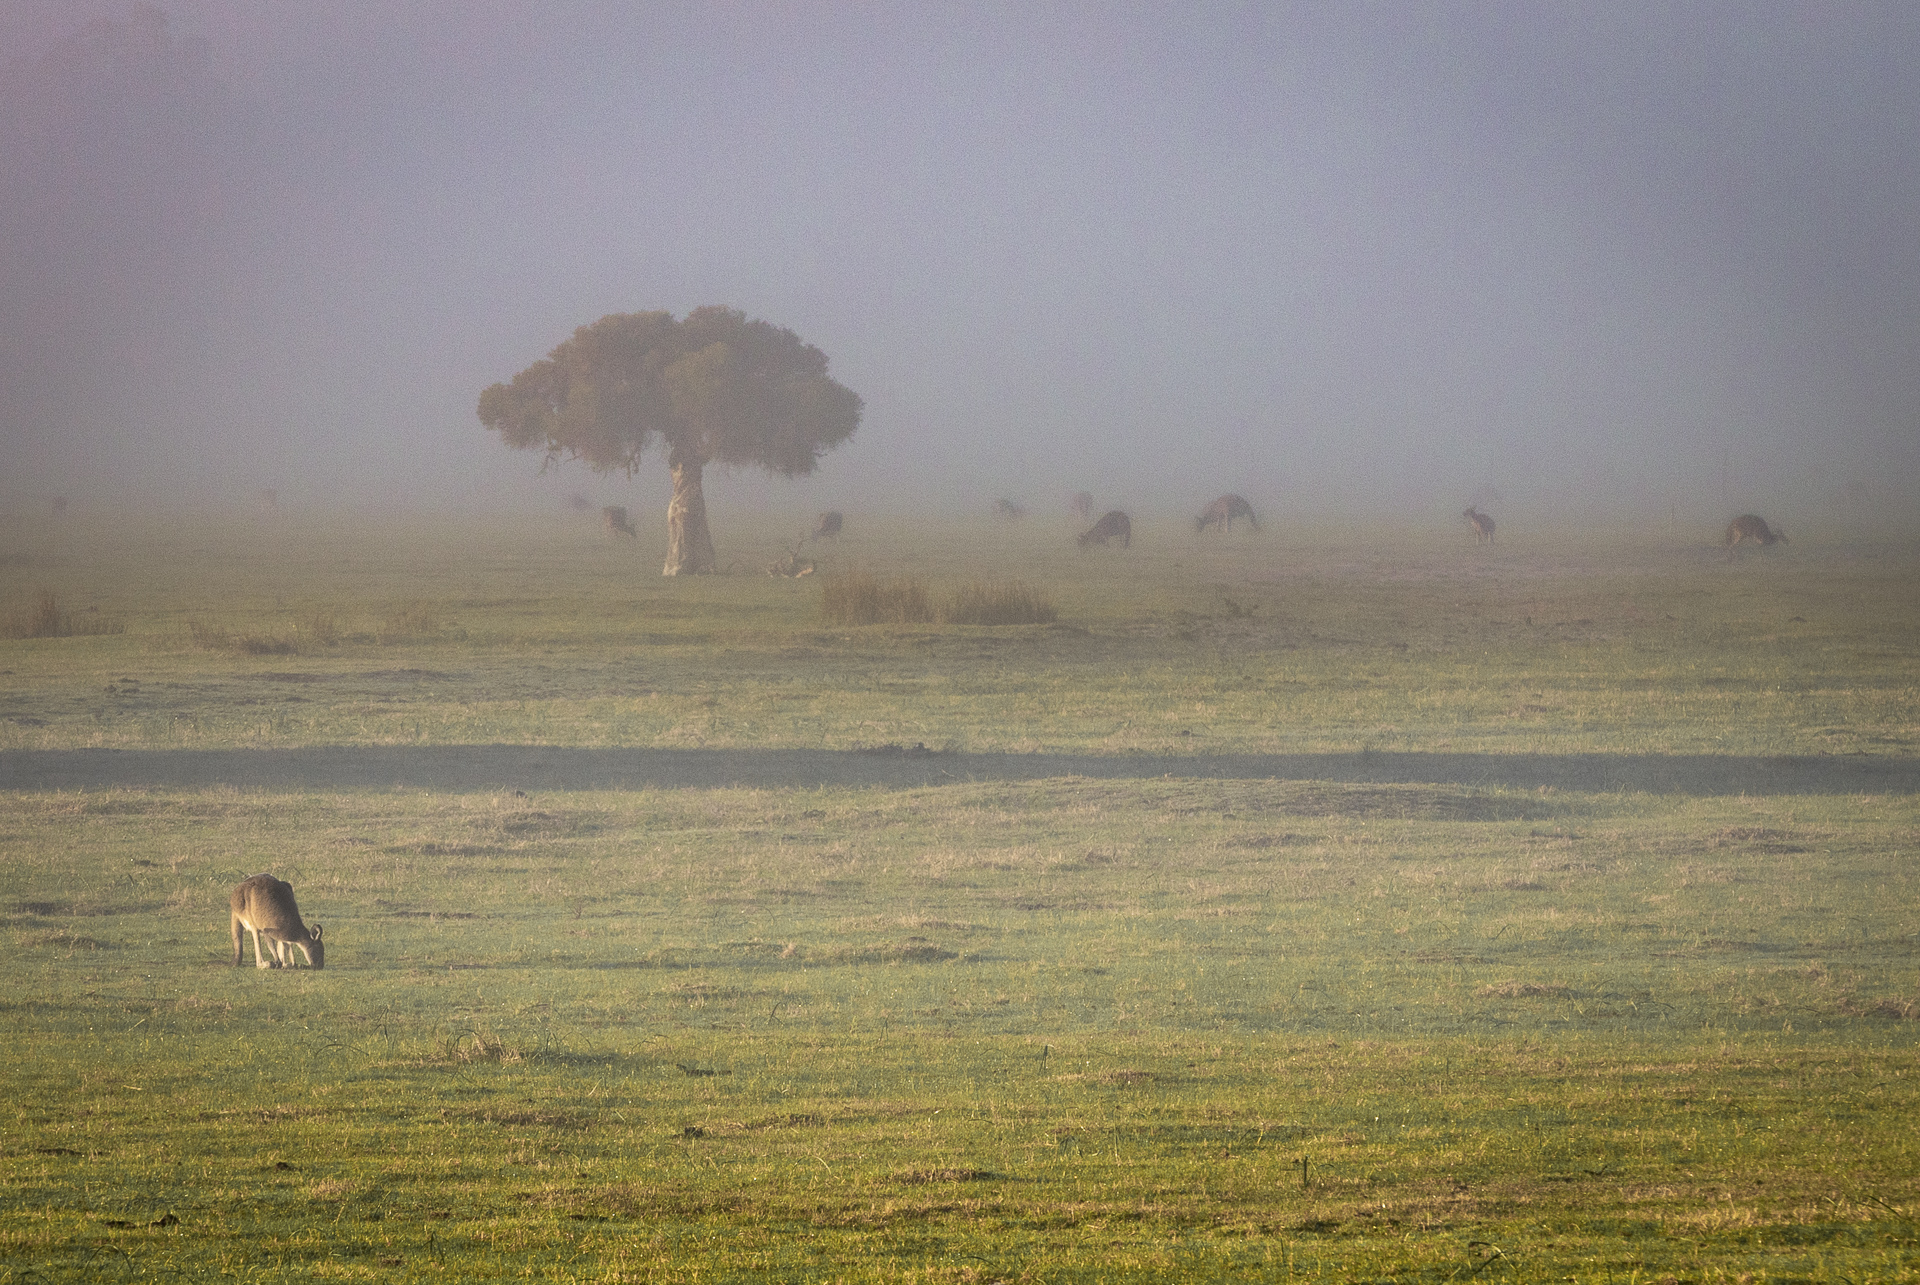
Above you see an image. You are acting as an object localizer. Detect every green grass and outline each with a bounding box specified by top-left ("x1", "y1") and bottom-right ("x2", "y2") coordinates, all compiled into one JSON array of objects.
[
  {"x1": 0, "y1": 512, "x2": 1912, "y2": 758},
  {"x1": 1, "y1": 509, "x2": 1917, "y2": 1280}
]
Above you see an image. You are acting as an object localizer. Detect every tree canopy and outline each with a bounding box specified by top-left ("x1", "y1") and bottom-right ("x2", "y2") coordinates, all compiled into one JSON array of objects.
[{"x1": 478, "y1": 308, "x2": 862, "y2": 574}]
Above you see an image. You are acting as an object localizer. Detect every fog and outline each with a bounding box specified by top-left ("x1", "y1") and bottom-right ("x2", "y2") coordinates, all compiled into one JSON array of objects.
[{"x1": 4, "y1": 1, "x2": 1918, "y2": 528}]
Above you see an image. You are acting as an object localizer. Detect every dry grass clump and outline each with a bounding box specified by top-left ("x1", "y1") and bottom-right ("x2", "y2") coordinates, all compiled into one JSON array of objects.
[
  {"x1": 27, "y1": 929, "x2": 110, "y2": 951},
  {"x1": 822, "y1": 573, "x2": 1058, "y2": 626},
  {"x1": 377, "y1": 599, "x2": 443, "y2": 642},
  {"x1": 893, "y1": 1167, "x2": 999, "y2": 1184},
  {"x1": 943, "y1": 579, "x2": 1057, "y2": 625},
  {"x1": 302, "y1": 608, "x2": 342, "y2": 645},
  {"x1": 186, "y1": 599, "x2": 449, "y2": 653},
  {"x1": 434, "y1": 1027, "x2": 523, "y2": 1064},
  {"x1": 1477, "y1": 981, "x2": 1574, "y2": 999},
  {"x1": 822, "y1": 571, "x2": 935, "y2": 625},
  {"x1": 0, "y1": 589, "x2": 124, "y2": 639},
  {"x1": 188, "y1": 619, "x2": 299, "y2": 655}
]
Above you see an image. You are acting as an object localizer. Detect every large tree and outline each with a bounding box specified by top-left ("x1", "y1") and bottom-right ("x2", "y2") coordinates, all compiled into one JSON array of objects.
[{"x1": 478, "y1": 308, "x2": 862, "y2": 574}]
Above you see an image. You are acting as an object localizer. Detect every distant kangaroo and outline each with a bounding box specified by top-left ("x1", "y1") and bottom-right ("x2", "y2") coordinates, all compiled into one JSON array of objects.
[
  {"x1": 1195, "y1": 494, "x2": 1258, "y2": 534},
  {"x1": 1078, "y1": 510, "x2": 1132, "y2": 548},
  {"x1": 602, "y1": 506, "x2": 637, "y2": 538},
  {"x1": 992, "y1": 498, "x2": 1026, "y2": 520},
  {"x1": 812, "y1": 511, "x2": 843, "y2": 541},
  {"x1": 1724, "y1": 514, "x2": 1785, "y2": 552},
  {"x1": 230, "y1": 874, "x2": 324, "y2": 970},
  {"x1": 1464, "y1": 507, "x2": 1496, "y2": 544}
]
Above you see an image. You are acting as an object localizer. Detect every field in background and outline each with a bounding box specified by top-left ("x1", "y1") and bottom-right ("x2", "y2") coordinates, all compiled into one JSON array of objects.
[
  {"x1": 1, "y1": 509, "x2": 1915, "y2": 759},
  {"x1": 2, "y1": 509, "x2": 1917, "y2": 1281}
]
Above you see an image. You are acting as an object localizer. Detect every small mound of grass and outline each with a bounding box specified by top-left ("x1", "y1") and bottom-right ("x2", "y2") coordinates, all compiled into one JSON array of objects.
[
  {"x1": 188, "y1": 620, "x2": 299, "y2": 655},
  {"x1": 0, "y1": 589, "x2": 124, "y2": 639},
  {"x1": 378, "y1": 599, "x2": 444, "y2": 642},
  {"x1": 822, "y1": 573, "x2": 1059, "y2": 626},
  {"x1": 942, "y1": 579, "x2": 1058, "y2": 625},
  {"x1": 893, "y1": 1167, "x2": 999, "y2": 1184},
  {"x1": 27, "y1": 930, "x2": 110, "y2": 951},
  {"x1": 187, "y1": 599, "x2": 452, "y2": 653},
  {"x1": 1477, "y1": 981, "x2": 1574, "y2": 999},
  {"x1": 798, "y1": 941, "x2": 959, "y2": 966},
  {"x1": 302, "y1": 609, "x2": 343, "y2": 645},
  {"x1": 822, "y1": 571, "x2": 935, "y2": 625}
]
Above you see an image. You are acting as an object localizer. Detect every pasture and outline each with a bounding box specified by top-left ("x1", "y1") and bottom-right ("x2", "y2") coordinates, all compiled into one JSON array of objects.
[{"x1": 2, "y1": 508, "x2": 1916, "y2": 1282}]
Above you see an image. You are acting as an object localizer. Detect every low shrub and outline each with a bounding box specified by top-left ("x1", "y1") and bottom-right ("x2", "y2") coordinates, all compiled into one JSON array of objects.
[
  {"x1": 187, "y1": 619, "x2": 298, "y2": 655},
  {"x1": 303, "y1": 608, "x2": 343, "y2": 645},
  {"x1": 0, "y1": 589, "x2": 124, "y2": 639},
  {"x1": 187, "y1": 600, "x2": 448, "y2": 652},
  {"x1": 822, "y1": 572, "x2": 935, "y2": 625},
  {"x1": 378, "y1": 599, "x2": 443, "y2": 642},
  {"x1": 942, "y1": 579, "x2": 1057, "y2": 625},
  {"x1": 823, "y1": 573, "x2": 1059, "y2": 627}
]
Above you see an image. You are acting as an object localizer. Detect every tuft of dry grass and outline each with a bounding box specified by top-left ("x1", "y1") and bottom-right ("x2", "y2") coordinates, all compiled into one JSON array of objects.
[
  {"x1": 188, "y1": 620, "x2": 299, "y2": 655},
  {"x1": 942, "y1": 578, "x2": 1058, "y2": 625},
  {"x1": 435, "y1": 1027, "x2": 523, "y2": 1064},
  {"x1": 378, "y1": 599, "x2": 443, "y2": 642},
  {"x1": 1477, "y1": 981, "x2": 1574, "y2": 999},
  {"x1": 302, "y1": 609, "x2": 342, "y2": 645},
  {"x1": 822, "y1": 573, "x2": 1057, "y2": 626},
  {"x1": 822, "y1": 571, "x2": 935, "y2": 625},
  {"x1": 185, "y1": 599, "x2": 448, "y2": 653},
  {"x1": 0, "y1": 589, "x2": 123, "y2": 639}
]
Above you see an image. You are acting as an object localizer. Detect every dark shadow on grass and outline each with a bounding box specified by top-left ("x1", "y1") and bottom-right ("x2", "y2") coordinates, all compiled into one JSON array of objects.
[{"x1": 0, "y1": 745, "x2": 1914, "y2": 796}]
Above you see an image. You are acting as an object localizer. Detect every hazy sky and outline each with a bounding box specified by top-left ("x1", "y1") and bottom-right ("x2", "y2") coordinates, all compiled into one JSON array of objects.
[{"x1": 4, "y1": 1, "x2": 1917, "y2": 524}]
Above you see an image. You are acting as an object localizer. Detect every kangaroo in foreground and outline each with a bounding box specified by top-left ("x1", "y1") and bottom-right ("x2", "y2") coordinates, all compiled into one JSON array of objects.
[
  {"x1": 1724, "y1": 514, "x2": 1785, "y2": 552},
  {"x1": 1464, "y1": 507, "x2": 1495, "y2": 544},
  {"x1": 1195, "y1": 494, "x2": 1258, "y2": 534},
  {"x1": 1078, "y1": 510, "x2": 1132, "y2": 548},
  {"x1": 231, "y1": 874, "x2": 324, "y2": 969}
]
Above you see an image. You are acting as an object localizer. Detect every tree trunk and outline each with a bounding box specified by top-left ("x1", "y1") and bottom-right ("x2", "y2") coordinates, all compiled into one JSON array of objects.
[{"x1": 663, "y1": 452, "x2": 717, "y2": 575}]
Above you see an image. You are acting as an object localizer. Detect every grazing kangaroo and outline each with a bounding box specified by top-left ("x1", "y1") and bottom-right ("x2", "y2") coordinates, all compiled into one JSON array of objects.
[
  {"x1": 991, "y1": 498, "x2": 1026, "y2": 520},
  {"x1": 1464, "y1": 507, "x2": 1496, "y2": 544},
  {"x1": 1068, "y1": 491, "x2": 1093, "y2": 522},
  {"x1": 767, "y1": 537, "x2": 816, "y2": 577},
  {"x1": 1078, "y1": 510, "x2": 1132, "y2": 548},
  {"x1": 230, "y1": 874, "x2": 323, "y2": 970},
  {"x1": 1195, "y1": 494, "x2": 1258, "y2": 534},
  {"x1": 812, "y1": 511, "x2": 843, "y2": 541},
  {"x1": 1724, "y1": 514, "x2": 1785, "y2": 553},
  {"x1": 602, "y1": 506, "x2": 637, "y2": 538}
]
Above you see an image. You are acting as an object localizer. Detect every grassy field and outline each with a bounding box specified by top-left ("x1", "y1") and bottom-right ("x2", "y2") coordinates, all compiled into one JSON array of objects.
[{"x1": 2, "y1": 509, "x2": 1917, "y2": 1281}]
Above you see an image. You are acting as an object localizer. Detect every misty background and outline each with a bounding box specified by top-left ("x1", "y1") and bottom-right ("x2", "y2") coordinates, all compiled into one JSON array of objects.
[{"x1": 3, "y1": 1, "x2": 1917, "y2": 528}]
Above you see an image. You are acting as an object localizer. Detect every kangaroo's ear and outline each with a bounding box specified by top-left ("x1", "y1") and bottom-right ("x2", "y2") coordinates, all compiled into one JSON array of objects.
[{"x1": 311, "y1": 924, "x2": 323, "y2": 940}]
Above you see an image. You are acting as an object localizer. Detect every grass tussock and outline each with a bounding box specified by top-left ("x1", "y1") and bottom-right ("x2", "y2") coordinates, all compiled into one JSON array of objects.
[
  {"x1": 434, "y1": 1027, "x2": 524, "y2": 1064},
  {"x1": 822, "y1": 571, "x2": 935, "y2": 625},
  {"x1": 188, "y1": 619, "x2": 299, "y2": 655},
  {"x1": 0, "y1": 589, "x2": 124, "y2": 639},
  {"x1": 1478, "y1": 981, "x2": 1574, "y2": 999},
  {"x1": 186, "y1": 599, "x2": 450, "y2": 654},
  {"x1": 942, "y1": 578, "x2": 1058, "y2": 625},
  {"x1": 25, "y1": 929, "x2": 110, "y2": 951},
  {"x1": 377, "y1": 599, "x2": 443, "y2": 642},
  {"x1": 822, "y1": 572, "x2": 1057, "y2": 626}
]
